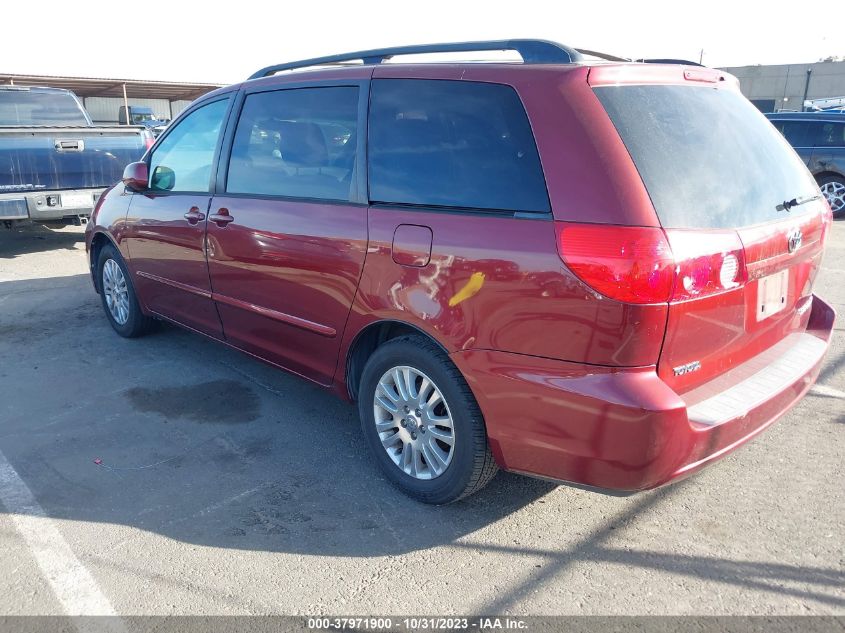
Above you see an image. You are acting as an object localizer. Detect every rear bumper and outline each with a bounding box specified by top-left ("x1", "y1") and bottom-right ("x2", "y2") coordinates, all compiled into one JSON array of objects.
[
  {"x1": 452, "y1": 294, "x2": 835, "y2": 492},
  {"x1": 0, "y1": 189, "x2": 103, "y2": 221}
]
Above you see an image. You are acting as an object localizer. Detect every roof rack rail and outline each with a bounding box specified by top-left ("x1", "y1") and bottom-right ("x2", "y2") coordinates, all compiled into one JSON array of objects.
[
  {"x1": 248, "y1": 39, "x2": 583, "y2": 80},
  {"x1": 636, "y1": 58, "x2": 704, "y2": 67}
]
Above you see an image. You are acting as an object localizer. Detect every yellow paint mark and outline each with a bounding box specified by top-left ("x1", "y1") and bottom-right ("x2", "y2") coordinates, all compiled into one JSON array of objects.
[{"x1": 448, "y1": 272, "x2": 485, "y2": 307}]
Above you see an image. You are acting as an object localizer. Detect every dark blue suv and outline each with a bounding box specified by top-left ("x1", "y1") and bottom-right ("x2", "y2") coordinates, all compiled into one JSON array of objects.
[{"x1": 766, "y1": 112, "x2": 845, "y2": 216}]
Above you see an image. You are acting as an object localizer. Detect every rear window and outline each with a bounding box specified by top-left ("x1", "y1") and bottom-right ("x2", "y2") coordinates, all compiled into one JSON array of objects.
[
  {"x1": 0, "y1": 89, "x2": 88, "y2": 126},
  {"x1": 595, "y1": 85, "x2": 817, "y2": 229},
  {"x1": 368, "y1": 79, "x2": 549, "y2": 213}
]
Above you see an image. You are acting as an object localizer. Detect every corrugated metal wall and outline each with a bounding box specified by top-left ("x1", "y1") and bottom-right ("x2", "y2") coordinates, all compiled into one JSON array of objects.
[
  {"x1": 170, "y1": 100, "x2": 193, "y2": 118},
  {"x1": 82, "y1": 97, "x2": 196, "y2": 123}
]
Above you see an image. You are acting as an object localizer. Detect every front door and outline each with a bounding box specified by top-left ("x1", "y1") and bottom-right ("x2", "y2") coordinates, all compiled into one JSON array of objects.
[
  {"x1": 207, "y1": 85, "x2": 367, "y2": 385},
  {"x1": 125, "y1": 97, "x2": 231, "y2": 338}
]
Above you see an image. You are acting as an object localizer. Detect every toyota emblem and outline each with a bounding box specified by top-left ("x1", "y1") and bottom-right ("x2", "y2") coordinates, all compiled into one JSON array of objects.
[{"x1": 787, "y1": 229, "x2": 803, "y2": 254}]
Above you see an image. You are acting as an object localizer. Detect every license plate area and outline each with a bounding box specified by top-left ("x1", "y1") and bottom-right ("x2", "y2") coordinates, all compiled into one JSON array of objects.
[
  {"x1": 757, "y1": 269, "x2": 789, "y2": 321},
  {"x1": 60, "y1": 192, "x2": 92, "y2": 209}
]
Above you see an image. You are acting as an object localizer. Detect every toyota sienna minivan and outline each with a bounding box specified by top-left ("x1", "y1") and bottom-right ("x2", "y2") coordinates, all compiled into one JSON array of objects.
[{"x1": 86, "y1": 40, "x2": 835, "y2": 504}]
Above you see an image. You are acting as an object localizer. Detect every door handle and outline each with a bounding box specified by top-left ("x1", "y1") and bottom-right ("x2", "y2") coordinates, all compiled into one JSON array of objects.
[
  {"x1": 183, "y1": 207, "x2": 205, "y2": 224},
  {"x1": 209, "y1": 208, "x2": 234, "y2": 227}
]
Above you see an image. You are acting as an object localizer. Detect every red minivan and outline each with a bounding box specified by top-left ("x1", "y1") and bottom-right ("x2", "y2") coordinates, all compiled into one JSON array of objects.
[{"x1": 85, "y1": 41, "x2": 835, "y2": 504}]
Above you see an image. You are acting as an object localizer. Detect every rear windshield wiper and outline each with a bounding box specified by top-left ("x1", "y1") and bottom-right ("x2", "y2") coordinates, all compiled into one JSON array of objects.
[{"x1": 777, "y1": 193, "x2": 821, "y2": 213}]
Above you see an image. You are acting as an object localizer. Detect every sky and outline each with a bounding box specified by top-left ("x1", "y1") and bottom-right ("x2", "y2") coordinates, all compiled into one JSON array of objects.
[{"x1": 2, "y1": 0, "x2": 840, "y2": 85}]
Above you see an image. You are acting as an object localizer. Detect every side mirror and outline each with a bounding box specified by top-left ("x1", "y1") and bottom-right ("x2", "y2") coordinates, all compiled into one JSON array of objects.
[{"x1": 122, "y1": 161, "x2": 148, "y2": 191}]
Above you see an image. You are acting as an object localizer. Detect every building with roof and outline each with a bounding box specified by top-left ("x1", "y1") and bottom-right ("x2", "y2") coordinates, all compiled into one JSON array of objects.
[
  {"x1": 0, "y1": 73, "x2": 222, "y2": 123},
  {"x1": 721, "y1": 60, "x2": 845, "y2": 113}
]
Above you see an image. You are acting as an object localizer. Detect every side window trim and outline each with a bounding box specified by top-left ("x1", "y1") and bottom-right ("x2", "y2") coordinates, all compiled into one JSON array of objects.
[
  {"x1": 145, "y1": 93, "x2": 235, "y2": 196},
  {"x1": 215, "y1": 78, "x2": 372, "y2": 205},
  {"x1": 369, "y1": 200, "x2": 552, "y2": 220}
]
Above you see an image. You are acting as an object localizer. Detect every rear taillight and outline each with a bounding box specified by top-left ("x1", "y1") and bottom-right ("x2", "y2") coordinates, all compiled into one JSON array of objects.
[
  {"x1": 556, "y1": 224, "x2": 675, "y2": 304},
  {"x1": 144, "y1": 133, "x2": 155, "y2": 150},
  {"x1": 665, "y1": 229, "x2": 747, "y2": 301},
  {"x1": 556, "y1": 223, "x2": 748, "y2": 304}
]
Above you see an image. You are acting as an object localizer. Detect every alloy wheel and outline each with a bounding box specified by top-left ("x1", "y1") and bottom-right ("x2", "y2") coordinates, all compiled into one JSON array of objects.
[
  {"x1": 372, "y1": 366, "x2": 455, "y2": 480},
  {"x1": 820, "y1": 180, "x2": 845, "y2": 214},
  {"x1": 102, "y1": 258, "x2": 130, "y2": 325}
]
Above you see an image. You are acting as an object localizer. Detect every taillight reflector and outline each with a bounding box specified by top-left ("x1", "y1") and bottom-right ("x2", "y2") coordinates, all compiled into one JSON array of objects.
[
  {"x1": 556, "y1": 223, "x2": 748, "y2": 304},
  {"x1": 664, "y1": 229, "x2": 747, "y2": 301}
]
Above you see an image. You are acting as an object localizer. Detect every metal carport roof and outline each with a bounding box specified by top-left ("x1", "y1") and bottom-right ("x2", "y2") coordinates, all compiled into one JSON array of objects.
[{"x1": 0, "y1": 73, "x2": 222, "y2": 101}]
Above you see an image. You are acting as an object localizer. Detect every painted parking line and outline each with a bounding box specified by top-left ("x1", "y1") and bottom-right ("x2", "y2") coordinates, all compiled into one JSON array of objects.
[
  {"x1": 809, "y1": 384, "x2": 845, "y2": 399},
  {"x1": 0, "y1": 448, "x2": 122, "y2": 624}
]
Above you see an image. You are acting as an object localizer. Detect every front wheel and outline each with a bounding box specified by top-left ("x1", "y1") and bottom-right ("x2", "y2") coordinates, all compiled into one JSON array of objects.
[
  {"x1": 358, "y1": 335, "x2": 497, "y2": 504},
  {"x1": 818, "y1": 174, "x2": 845, "y2": 217},
  {"x1": 96, "y1": 243, "x2": 154, "y2": 338}
]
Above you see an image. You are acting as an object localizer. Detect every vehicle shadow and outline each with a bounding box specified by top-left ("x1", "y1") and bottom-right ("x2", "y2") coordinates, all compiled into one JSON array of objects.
[
  {"x1": 0, "y1": 273, "x2": 842, "y2": 610},
  {"x1": 0, "y1": 223, "x2": 86, "y2": 259}
]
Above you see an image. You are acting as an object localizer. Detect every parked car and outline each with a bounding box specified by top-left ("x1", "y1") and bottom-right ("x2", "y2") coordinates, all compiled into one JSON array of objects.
[
  {"x1": 118, "y1": 105, "x2": 170, "y2": 137},
  {"x1": 0, "y1": 86, "x2": 153, "y2": 227},
  {"x1": 86, "y1": 40, "x2": 835, "y2": 504},
  {"x1": 766, "y1": 112, "x2": 845, "y2": 216}
]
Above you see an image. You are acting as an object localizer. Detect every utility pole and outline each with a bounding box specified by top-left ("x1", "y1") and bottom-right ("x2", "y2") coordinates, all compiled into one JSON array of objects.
[
  {"x1": 699, "y1": 49, "x2": 704, "y2": 65},
  {"x1": 802, "y1": 68, "x2": 813, "y2": 112}
]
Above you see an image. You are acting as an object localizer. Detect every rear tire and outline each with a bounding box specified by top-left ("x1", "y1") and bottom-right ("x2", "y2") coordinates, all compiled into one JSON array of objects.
[
  {"x1": 96, "y1": 243, "x2": 154, "y2": 338},
  {"x1": 818, "y1": 174, "x2": 845, "y2": 217},
  {"x1": 358, "y1": 335, "x2": 498, "y2": 504}
]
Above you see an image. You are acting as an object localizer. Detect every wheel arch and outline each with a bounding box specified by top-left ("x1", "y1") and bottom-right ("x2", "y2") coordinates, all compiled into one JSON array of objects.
[
  {"x1": 815, "y1": 170, "x2": 845, "y2": 183},
  {"x1": 344, "y1": 319, "x2": 450, "y2": 402},
  {"x1": 88, "y1": 231, "x2": 121, "y2": 293}
]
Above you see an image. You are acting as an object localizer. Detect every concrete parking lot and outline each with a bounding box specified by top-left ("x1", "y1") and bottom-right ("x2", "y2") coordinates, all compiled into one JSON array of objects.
[{"x1": 0, "y1": 220, "x2": 843, "y2": 617}]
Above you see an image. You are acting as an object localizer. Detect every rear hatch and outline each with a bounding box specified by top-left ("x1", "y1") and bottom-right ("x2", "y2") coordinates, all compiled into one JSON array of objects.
[{"x1": 590, "y1": 66, "x2": 831, "y2": 395}]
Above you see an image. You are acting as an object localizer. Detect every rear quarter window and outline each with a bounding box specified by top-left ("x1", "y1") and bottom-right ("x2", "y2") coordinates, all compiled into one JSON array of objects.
[
  {"x1": 368, "y1": 79, "x2": 550, "y2": 213},
  {"x1": 813, "y1": 121, "x2": 845, "y2": 148}
]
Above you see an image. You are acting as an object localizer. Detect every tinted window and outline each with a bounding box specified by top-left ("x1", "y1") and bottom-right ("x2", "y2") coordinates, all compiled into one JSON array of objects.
[
  {"x1": 812, "y1": 121, "x2": 845, "y2": 147},
  {"x1": 596, "y1": 86, "x2": 816, "y2": 229},
  {"x1": 0, "y1": 89, "x2": 88, "y2": 126},
  {"x1": 149, "y1": 99, "x2": 228, "y2": 193},
  {"x1": 368, "y1": 79, "x2": 549, "y2": 213},
  {"x1": 226, "y1": 87, "x2": 358, "y2": 201},
  {"x1": 771, "y1": 120, "x2": 810, "y2": 146}
]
